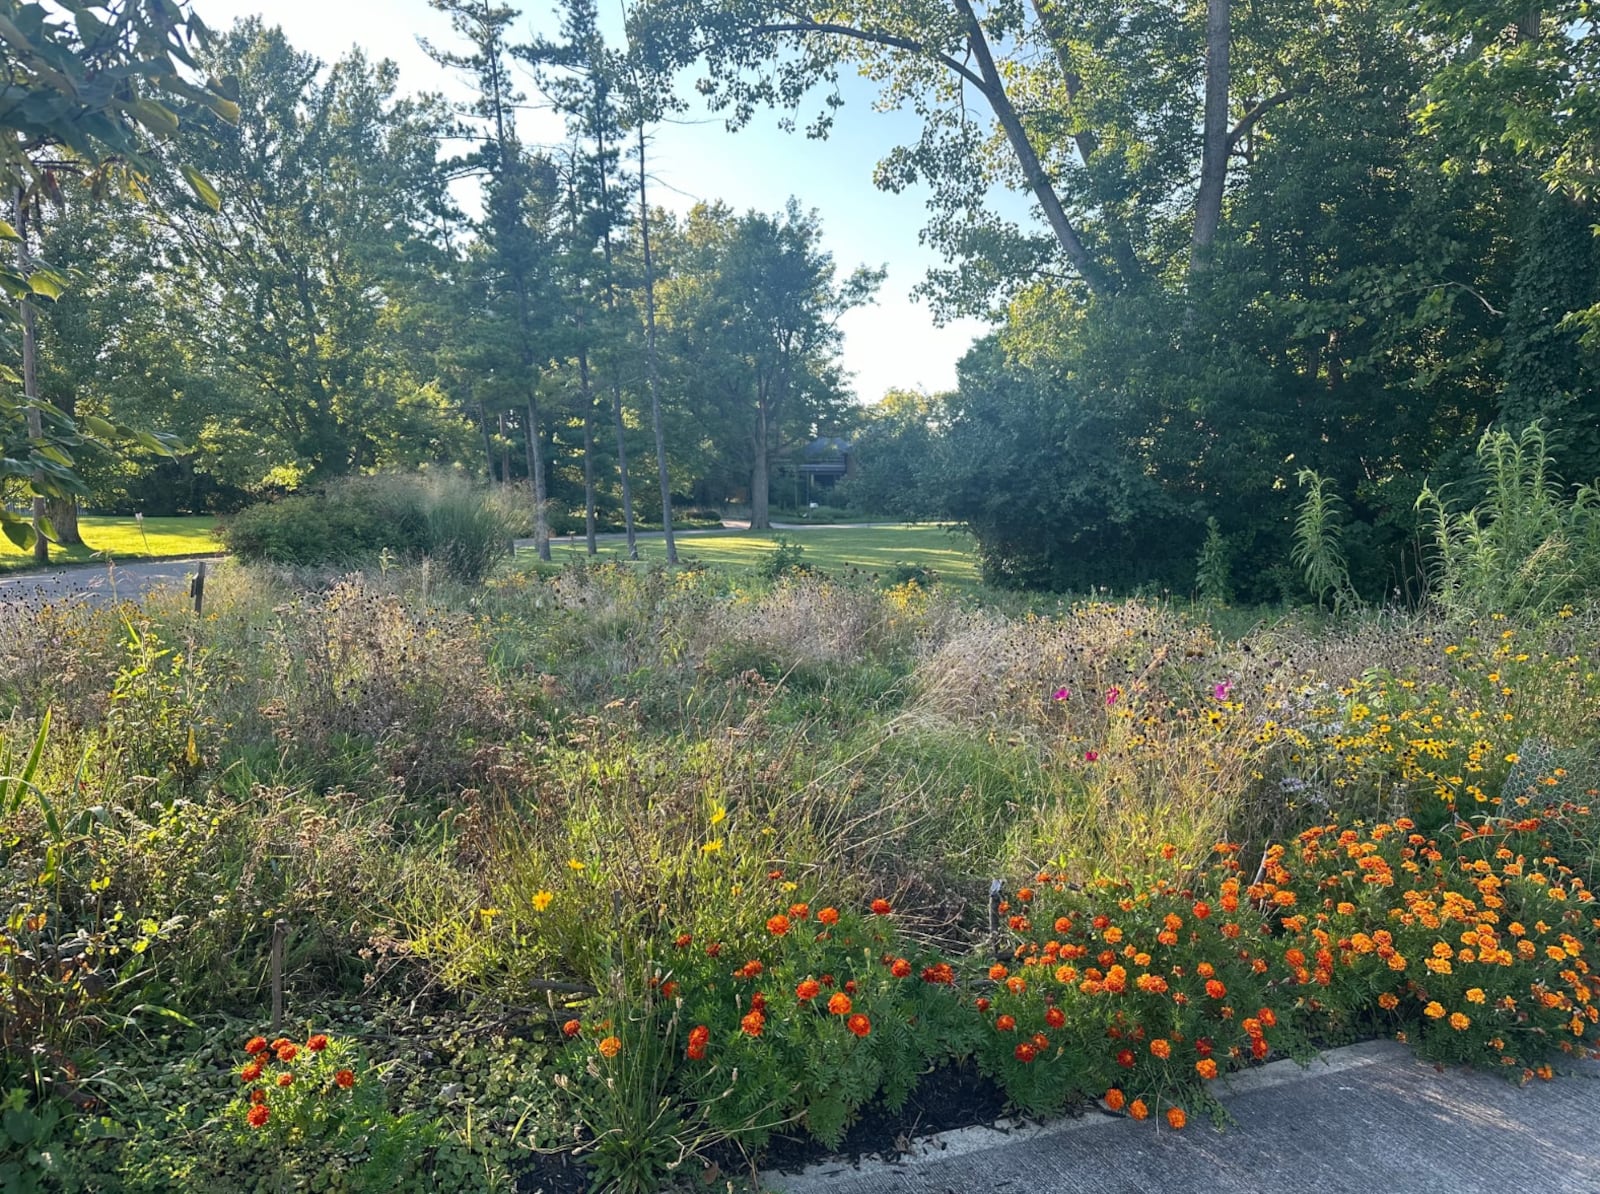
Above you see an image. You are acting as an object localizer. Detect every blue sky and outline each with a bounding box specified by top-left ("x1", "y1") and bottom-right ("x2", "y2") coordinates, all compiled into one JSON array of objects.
[{"x1": 192, "y1": 0, "x2": 993, "y2": 403}]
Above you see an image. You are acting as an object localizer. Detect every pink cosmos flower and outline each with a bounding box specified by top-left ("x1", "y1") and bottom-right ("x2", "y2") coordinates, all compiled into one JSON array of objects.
[
  {"x1": 1084, "y1": 750, "x2": 1099, "y2": 762},
  {"x1": 1212, "y1": 680, "x2": 1233, "y2": 701},
  {"x1": 1052, "y1": 687, "x2": 1071, "y2": 701},
  {"x1": 1105, "y1": 687, "x2": 1121, "y2": 707}
]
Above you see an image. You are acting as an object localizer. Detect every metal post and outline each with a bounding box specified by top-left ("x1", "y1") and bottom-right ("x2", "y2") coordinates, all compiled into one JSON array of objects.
[{"x1": 189, "y1": 560, "x2": 206, "y2": 616}]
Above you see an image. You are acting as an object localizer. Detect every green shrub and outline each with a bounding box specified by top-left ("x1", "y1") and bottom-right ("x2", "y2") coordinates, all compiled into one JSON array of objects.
[{"x1": 222, "y1": 474, "x2": 512, "y2": 584}]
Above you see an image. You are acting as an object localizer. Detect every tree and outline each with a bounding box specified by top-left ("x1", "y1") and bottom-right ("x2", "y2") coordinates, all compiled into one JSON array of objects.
[
  {"x1": 633, "y1": 0, "x2": 1311, "y2": 310},
  {"x1": 660, "y1": 201, "x2": 878, "y2": 529},
  {"x1": 143, "y1": 22, "x2": 464, "y2": 490},
  {"x1": 0, "y1": 0, "x2": 236, "y2": 558},
  {"x1": 427, "y1": 0, "x2": 561, "y2": 560}
]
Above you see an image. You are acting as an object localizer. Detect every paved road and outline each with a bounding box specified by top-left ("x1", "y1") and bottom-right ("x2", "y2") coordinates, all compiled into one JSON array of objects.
[
  {"x1": 765, "y1": 1041, "x2": 1600, "y2": 1194},
  {"x1": 0, "y1": 556, "x2": 216, "y2": 610}
]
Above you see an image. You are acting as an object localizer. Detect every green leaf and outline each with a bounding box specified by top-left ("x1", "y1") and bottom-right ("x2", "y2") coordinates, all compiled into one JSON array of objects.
[
  {"x1": 26, "y1": 268, "x2": 70, "y2": 300},
  {"x1": 181, "y1": 164, "x2": 221, "y2": 212},
  {"x1": 81, "y1": 414, "x2": 117, "y2": 438},
  {"x1": 0, "y1": 516, "x2": 35, "y2": 551},
  {"x1": 0, "y1": 219, "x2": 19, "y2": 242}
]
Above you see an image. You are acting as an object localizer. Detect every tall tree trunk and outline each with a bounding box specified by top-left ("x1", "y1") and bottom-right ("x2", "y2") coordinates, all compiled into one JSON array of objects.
[
  {"x1": 1190, "y1": 0, "x2": 1230, "y2": 275},
  {"x1": 479, "y1": 401, "x2": 495, "y2": 481},
  {"x1": 526, "y1": 398, "x2": 550, "y2": 562},
  {"x1": 45, "y1": 388, "x2": 82, "y2": 545},
  {"x1": 15, "y1": 189, "x2": 47, "y2": 564},
  {"x1": 498, "y1": 410, "x2": 511, "y2": 485},
  {"x1": 751, "y1": 431, "x2": 770, "y2": 532},
  {"x1": 610, "y1": 377, "x2": 638, "y2": 559},
  {"x1": 636, "y1": 125, "x2": 676, "y2": 563},
  {"x1": 579, "y1": 349, "x2": 598, "y2": 555}
]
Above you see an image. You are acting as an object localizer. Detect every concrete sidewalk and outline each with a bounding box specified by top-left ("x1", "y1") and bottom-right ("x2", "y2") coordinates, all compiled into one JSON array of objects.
[{"x1": 764, "y1": 1041, "x2": 1600, "y2": 1193}]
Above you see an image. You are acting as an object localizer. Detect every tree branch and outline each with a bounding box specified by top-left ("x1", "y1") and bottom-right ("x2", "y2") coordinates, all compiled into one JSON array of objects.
[
  {"x1": 1225, "y1": 87, "x2": 1304, "y2": 152},
  {"x1": 748, "y1": 22, "x2": 988, "y2": 92}
]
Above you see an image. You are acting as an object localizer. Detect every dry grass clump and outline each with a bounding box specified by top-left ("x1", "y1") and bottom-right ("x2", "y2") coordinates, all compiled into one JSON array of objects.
[
  {"x1": 907, "y1": 599, "x2": 1217, "y2": 733},
  {"x1": 697, "y1": 577, "x2": 913, "y2": 670}
]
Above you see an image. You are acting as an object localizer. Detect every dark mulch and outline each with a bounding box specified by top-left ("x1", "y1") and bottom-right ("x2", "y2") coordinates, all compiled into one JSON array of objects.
[
  {"x1": 718, "y1": 1058, "x2": 1020, "y2": 1177},
  {"x1": 515, "y1": 1061, "x2": 1078, "y2": 1191},
  {"x1": 515, "y1": 1149, "x2": 591, "y2": 1194}
]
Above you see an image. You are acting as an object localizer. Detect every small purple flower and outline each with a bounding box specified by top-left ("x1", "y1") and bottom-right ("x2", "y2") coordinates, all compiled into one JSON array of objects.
[
  {"x1": 1105, "y1": 687, "x2": 1121, "y2": 707},
  {"x1": 1052, "y1": 687, "x2": 1071, "y2": 701},
  {"x1": 1212, "y1": 680, "x2": 1233, "y2": 701}
]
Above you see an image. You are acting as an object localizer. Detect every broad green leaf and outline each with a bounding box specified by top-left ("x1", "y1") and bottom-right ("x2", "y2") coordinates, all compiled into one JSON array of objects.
[
  {"x1": 27, "y1": 268, "x2": 70, "y2": 299},
  {"x1": 82, "y1": 414, "x2": 117, "y2": 438},
  {"x1": 0, "y1": 516, "x2": 34, "y2": 551},
  {"x1": 181, "y1": 164, "x2": 221, "y2": 212}
]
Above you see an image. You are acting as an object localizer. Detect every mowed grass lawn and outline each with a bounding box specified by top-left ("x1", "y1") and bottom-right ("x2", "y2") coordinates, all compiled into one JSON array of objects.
[
  {"x1": 0, "y1": 513, "x2": 222, "y2": 572},
  {"x1": 530, "y1": 523, "x2": 982, "y2": 586}
]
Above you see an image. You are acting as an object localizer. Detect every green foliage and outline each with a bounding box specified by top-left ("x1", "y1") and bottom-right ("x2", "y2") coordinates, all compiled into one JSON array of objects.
[
  {"x1": 1418, "y1": 422, "x2": 1600, "y2": 616},
  {"x1": 1292, "y1": 469, "x2": 1356, "y2": 612},
  {"x1": 755, "y1": 534, "x2": 812, "y2": 582},
  {"x1": 1194, "y1": 517, "x2": 1233, "y2": 604},
  {"x1": 223, "y1": 475, "x2": 514, "y2": 584}
]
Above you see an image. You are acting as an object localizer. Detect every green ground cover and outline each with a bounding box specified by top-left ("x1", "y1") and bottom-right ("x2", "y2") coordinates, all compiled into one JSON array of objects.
[
  {"x1": 533, "y1": 523, "x2": 981, "y2": 587},
  {"x1": 0, "y1": 514, "x2": 221, "y2": 571}
]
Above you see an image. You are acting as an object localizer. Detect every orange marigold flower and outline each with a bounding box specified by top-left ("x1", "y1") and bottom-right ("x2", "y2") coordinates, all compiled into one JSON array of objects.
[
  {"x1": 1055, "y1": 916, "x2": 1073, "y2": 934},
  {"x1": 1150, "y1": 1038, "x2": 1171, "y2": 1059},
  {"x1": 1423, "y1": 1001, "x2": 1446, "y2": 1019},
  {"x1": 1014, "y1": 1042, "x2": 1037, "y2": 1063},
  {"x1": 828, "y1": 993, "x2": 853, "y2": 1016},
  {"x1": 1193, "y1": 902, "x2": 1212, "y2": 919},
  {"x1": 1055, "y1": 964, "x2": 1079, "y2": 984},
  {"x1": 245, "y1": 1036, "x2": 268, "y2": 1056},
  {"x1": 247, "y1": 1104, "x2": 270, "y2": 1128},
  {"x1": 989, "y1": 963, "x2": 1009, "y2": 981},
  {"x1": 996, "y1": 1014, "x2": 1017, "y2": 1032},
  {"x1": 276, "y1": 1072, "x2": 293, "y2": 1087},
  {"x1": 1449, "y1": 1012, "x2": 1470, "y2": 1031},
  {"x1": 269, "y1": 1038, "x2": 291, "y2": 1052},
  {"x1": 1466, "y1": 988, "x2": 1486, "y2": 1004},
  {"x1": 1116, "y1": 1048, "x2": 1135, "y2": 1068},
  {"x1": 740, "y1": 1010, "x2": 766, "y2": 1037},
  {"x1": 848, "y1": 1014, "x2": 872, "y2": 1038},
  {"x1": 1196, "y1": 1059, "x2": 1218, "y2": 1080},
  {"x1": 767, "y1": 914, "x2": 792, "y2": 937},
  {"x1": 334, "y1": 1068, "x2": 355, "y2": 1090},
  {"x1": 1006, "y1": 976, "x2": 1028, "y2": 995},
  {"x1": 562, "y1": 1019, "x2": 582, "y2": 1037},
  {"x1": 1378, "y1": 992, "x2": 1400, "y2": 1010},
  {"x1": 598, "y1": 1035, "x2": 623, "y2": 1058},
  {"x1": 1105, "y1": 1087, "x2": 1127, "y2": 1111},
  {"x1": 797, "y1": 979, "x2": 822, "y2": 1001},
  {"x1": 922, "y1": 962, "x2": 955, "y2": 985},
  {"x1": 871, "y1": 899, "x2": 892, "y2": 915},
  {"x1": 789, "y1": 903, "x2": 810, "y2": 920},
  {"x1": 1242, "y1": 1018, "x2": 1262, "y2": 1038},
  {"x1": 249, "y1": 1089, "x2": 267, "y2": 1105},
  {"x1": 241, "y1": 1061, "x2": 264, "y2": 1083},
  {"x1": 1197, "y1": 962, "x2": 1215, "y2": 978},
  {"x1": 275, "y1": 1043, "x2": 298, "y2": 1063},
  {"x1": 818, "y1": 907, "x2": 840, "y2": 926},
  {"x1": 1129, "y1": 1099, "x2": 1150, "y2": 1121},
  {"x1": 976, "y1": 997, "x2": 991, "y2": 1011},
  {"x1": 1046, "y1": 1006, "x2": 1066, "y2": 1029},
  {"x1": 1167, "y1": 1107, "x2": 1187, "y2": 1130},
  {"x1": 1206, "y1": 979, "x2": 1227, "y2": 999},
  {"x1": 674, "y1": 932, "x2": 693, "y2": 948},
  {"x1": 307, "y1": 1034, "x2": 329, "y2": 1053}
]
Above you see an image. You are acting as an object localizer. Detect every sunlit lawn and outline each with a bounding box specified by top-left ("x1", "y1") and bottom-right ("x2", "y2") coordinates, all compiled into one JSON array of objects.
[
  {"x1": 0, "y1": 513, "x2": 222, "y2": 572},
  {"x1": 526, "y1": 523, "x2": 982, "y2": 587}
]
